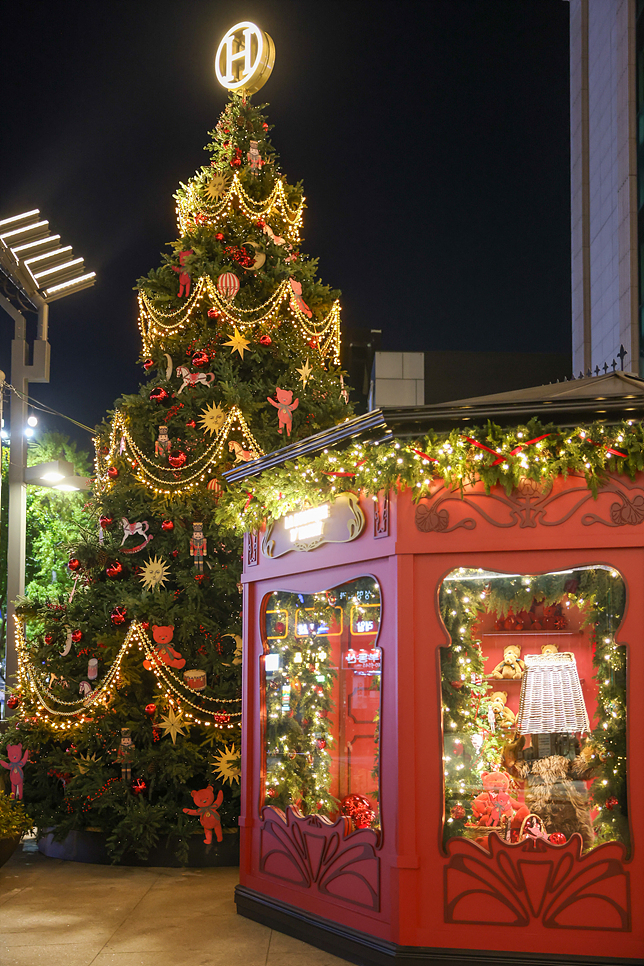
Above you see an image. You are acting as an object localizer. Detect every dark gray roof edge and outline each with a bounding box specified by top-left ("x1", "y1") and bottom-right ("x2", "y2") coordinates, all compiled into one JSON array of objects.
[{"x1": 223, "y1": 396, "x2": 644, "y2": 484}]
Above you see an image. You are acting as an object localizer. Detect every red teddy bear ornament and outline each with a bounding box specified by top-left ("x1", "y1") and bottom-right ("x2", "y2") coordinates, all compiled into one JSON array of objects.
[
  {"x1": 471, "y1": 769, "x2": 529, "y2": 831},
  {"x1": 143, "y1": 625, "x2": 185, "y2": 671},
  {"x1": 267, "y1": 387, "x2": 299, "y2": 436},
  {"x1": 183, "y1": 785, "x2": 224, "y2": 844}
]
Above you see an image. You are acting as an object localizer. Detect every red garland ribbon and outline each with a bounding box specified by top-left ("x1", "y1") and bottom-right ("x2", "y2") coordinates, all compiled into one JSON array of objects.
[
  {"x1": 243, "y1": 492, "x2": 253, "y2": 511},
  {"x1": 411, "y1": 448, "x2": 438, "y2": 463},
  {"x1": 588, "y1": 439, "x2": 628, "y2": 459},
  {"x1": 463, "y1": 433, "x2": 552, "y2": 466},
  {"x1": 321, "y1": 460, "x2": 366, "y2": 479}
]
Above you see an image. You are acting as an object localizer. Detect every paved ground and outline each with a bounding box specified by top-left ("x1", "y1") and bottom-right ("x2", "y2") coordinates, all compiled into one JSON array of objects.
[{"x1": 0, "y1": 839, "x2": 347, "y2": 966}]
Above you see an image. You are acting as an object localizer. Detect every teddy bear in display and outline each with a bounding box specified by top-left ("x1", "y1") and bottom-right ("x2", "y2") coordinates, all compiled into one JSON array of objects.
[
  {"x1": 488, "y1": 691, "x2": 517, "y2": 730},
  {"x1": 541, "y1": 642, "x2": 559, "y2": 656},
  {"x1": 142, "y1": 625, "x2": 185, "y2": 670},
  {"x1": 183, "y1": 785, "x2": 224, "y2": 844},
  {"x1": 471, "y1": 770, "x2": 529, "y2": 830},
  {"x1": 503, "y1": 733, "x2": 598, "y2": 848},
  {"x1": 491, "y1": 644, "x2": 525, "y2": 680},
  {"x1": 267, "y1": 387, "x2": 299, "y2": 436},
  {"x1": 1, "y1": 743, "x2": 29, "y2": 799}
]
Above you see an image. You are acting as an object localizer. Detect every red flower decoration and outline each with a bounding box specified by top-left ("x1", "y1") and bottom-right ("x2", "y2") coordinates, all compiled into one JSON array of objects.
[{"x1": 68, "y1": 558, "x2": 81, "y2": 572}]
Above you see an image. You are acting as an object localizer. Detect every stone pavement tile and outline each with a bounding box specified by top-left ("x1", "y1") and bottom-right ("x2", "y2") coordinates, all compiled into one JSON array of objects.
[
  {"x1": 266, "y1": 930, "x2": 350, "y2": 966},
  {"x1": 104, "y1": 906, "x2": 271, "y2": 955},
  {"x1": 139, "y1": 868, "x2": 239, "y2": 916},
  {"x1": 91, "y1": 947, "x2": 268, "y2": 966},
  {"x1": 0, "y1": 942, "x2": 106, "y2": 966}
]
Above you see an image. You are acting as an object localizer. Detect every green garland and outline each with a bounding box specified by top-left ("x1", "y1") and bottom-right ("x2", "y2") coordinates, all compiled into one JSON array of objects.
[{"x1": 215, "y1": 418, "x2": 644, "y2": 531}]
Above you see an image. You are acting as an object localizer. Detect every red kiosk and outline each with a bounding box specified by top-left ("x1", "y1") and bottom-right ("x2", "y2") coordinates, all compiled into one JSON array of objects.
[{"x1": 226, "y1": 378, "x2": 644, "y2": 966}]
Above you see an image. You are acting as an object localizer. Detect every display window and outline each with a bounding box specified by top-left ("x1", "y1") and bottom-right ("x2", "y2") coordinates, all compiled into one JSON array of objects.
[
  {"x1": 439, "y1": 566, "x2": 628, "y2": 854},
  {"x1": 261, "y1": 576, "x2": 382, "y2": 832}
]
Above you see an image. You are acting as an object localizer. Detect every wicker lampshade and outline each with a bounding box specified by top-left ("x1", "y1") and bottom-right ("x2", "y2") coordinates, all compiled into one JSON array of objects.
[{"x1": 516, "y1": 651, "x2": 590, "y2": 735}]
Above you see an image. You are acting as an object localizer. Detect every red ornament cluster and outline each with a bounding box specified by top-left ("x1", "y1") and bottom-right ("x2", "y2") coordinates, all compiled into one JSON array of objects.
[
  {"x1": 605, "y1": 796, "x2": 619, "y2": 811},
  {"x1": 7, "y1": 694, "x2": 21, "y2": 710},
  {"x1": 450, "y1": 804, "x2": 466, "y2": 821},
  {"x1": 168, "y1": 450, "x2": 187, "y2": 469},
  {"x1": 106, "y1": 561, "x2": 123, "y2": 579},
  {"x1": 149, "y1": 387, "x2": 169, "y2": 404},
  {"x1": 131, "y1": 778, "x2": 147, "y2": 795},
  {"x1": 224, "y1": 244, "x2": 254, "y2": 268},
  {"x1": 111, "y1": 606, "x2": 127, "y2": 626},
  {"x1": 213, "y1": 712, "x2": 231, "y2": 726},
  {"x1": 340, "y1": 794, "x2": 376, "y2": 830}
]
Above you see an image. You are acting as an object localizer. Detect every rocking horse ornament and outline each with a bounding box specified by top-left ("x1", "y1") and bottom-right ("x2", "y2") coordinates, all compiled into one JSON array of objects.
[{"x1": 120, "y1": 518, "x2": 154, "y2": 554}]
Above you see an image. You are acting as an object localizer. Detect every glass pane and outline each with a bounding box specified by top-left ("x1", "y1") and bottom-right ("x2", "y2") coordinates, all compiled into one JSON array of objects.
[
  {"x1": 261, "y1": 577, "x2": 381, "y2": 832},
  {"x1": 439, "y1": 566, "x2": 628, "y2": 855}
]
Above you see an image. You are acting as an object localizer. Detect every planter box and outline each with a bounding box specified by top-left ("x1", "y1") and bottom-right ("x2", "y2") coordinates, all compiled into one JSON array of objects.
[
  {"x1": 37, "y1": 827, "x2": 239, "y2": 867},
  {"x1": 0, "y1": 834, "x2": 21, "y2": 868}
]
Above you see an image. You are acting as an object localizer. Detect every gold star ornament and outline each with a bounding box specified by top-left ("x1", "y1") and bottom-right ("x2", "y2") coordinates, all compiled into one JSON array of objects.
[
  {"x1": 296, "y1": 358, "x2": 313, "y2": 388},
  {"x1": 158, "y1": 707, "x2": 188, "y2": 745},
  {"x1": 223, "y1": 327, "x2": 251, "y2": 359},
  {"x1": 210, "y1": 744, "x2": 241, "y2": 786}
]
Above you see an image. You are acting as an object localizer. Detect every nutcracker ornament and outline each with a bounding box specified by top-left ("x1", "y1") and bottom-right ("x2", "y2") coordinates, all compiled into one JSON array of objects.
[
  {"x1": 116, "y1": 727, "x2": 135, "y2": 782},
  {"x1": 247, "y1": 140, "x2": 262, "y2": 174},
  {"x1": 190, "y1": 522, "x2": 207, "y2": 574},
  {"x1": 172, "y1": 249, "x2": 193, "y2": 298},
  {"x1": 155, "y1": 425, "x2": 171, "y2": 457}
]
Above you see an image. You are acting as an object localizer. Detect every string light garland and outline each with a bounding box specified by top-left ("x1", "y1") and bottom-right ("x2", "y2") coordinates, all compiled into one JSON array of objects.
[
  {"x1": 175, "y1": 173, "x2": 304, "y2": 239},
  {"x1": 13, "y1": 617, "x2": 241, "y2": 730},
  {"x1": 215, "y1": 418, "x2": 644, "y2": 532},
  {"x1": 137, "y1": 277, "x2": 341, "y2": 363},
  {"x1": 94, "y1": 405, "x2": 263, "y2": 495}
]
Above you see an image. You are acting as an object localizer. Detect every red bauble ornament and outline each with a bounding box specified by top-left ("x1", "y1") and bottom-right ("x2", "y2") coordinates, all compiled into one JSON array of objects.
[
  {"x1": 308, "y1": 338, "x2": 318, "y2": 349},
  {"x1": 107, "y1": 466, "x2": 119, "y2": 479},
  {"x1": 605, "y1": 796, "x2": 619, "y2": 811},
  {"x1": 106, "y1": 561, "x2": 123, "y2": 579},
  {"x1": 185, "y1": 419, "x2": 196, "y2": 429},
  {"x1": 144, "y1": 703, "x2": 156, "y2": 716},
  {"x1": 450, "y1": 804, "x2": 466, "y2": 821},
  {"x1": 99, "y1": 515, "x2": 113, "y2": 529},
  {"x1": 207, "y1": 307, "x2": 221, "y2": 320},
  {"x1": 262, "y1": 123, "x2": 268, "y2": 131},
  {"x1": 267, "y1": 788, "x2": 277, "y2": 798},
  {"x1": 452, "y1": 739, "x2": 464, "y2": 756},
  {"x1": 140, "y1": 620, "x2": 150, "y2": 631},
  {"x1": 259, "y1": 334, "x2": 272, "y2": 346},
  {"x1": 191, "y1": 350, "x2": 209, "y2": 367},
  {"x1": 275, "y1": 621, "x2": 286, "y2": 635},
  {"x1": 111, "y1": 606, "x2": 127, "y2": 626},
  {"x1": 316, "y1": 739, "x2": 327, "y2": 750},
  {"x1": 149, "y1": 387, "x2": 169, "y2": 404},
  {"x1": 161, "y1": 519, "x2": 174, "y2": 531},
  {"x1": 143, "y1": 358, "x2": 155, "y2": 370},
  {"x1": 194, "y1": 573, "x2": 205, "y2": 584},
  {"x1": 68, "y1": 558, "x2": 81, "y2": 572},
  {"x1": 215, "y1": 232, "x2": 224, "y2": 241},
  {"x1": 549, "y1": 832, "x2": 567, "y2": 845},
  {"x1": 44, "y1": 633, "x2": 54, "y2": 645},
  {"x1": 7, "y1": 694, "x2": 21, "y2": 710},
  {"x1": 340, "y1": 794, "x2": 375, "y2": 829},
  {"x1": 214, "y1": 712, "x2": 231, "y2": 725},
  {"x1": 168, "y1": 449, "x2": 187, "y2": 469},
  {"x1": 131, "y1": 778, "x2": 147, "y2": 795},
  {"x1": 451, "y1": 681, "x2": 463, "y2": 690},
  {"x1": 153, "y1": 727, "x2": 160, "y2": 742},
  {"x1": 171, "y1": 549, "x2": 179, "y2": 558},
  {"x1": 71, "y1": 629, "x2": 83, "y2": 643}
]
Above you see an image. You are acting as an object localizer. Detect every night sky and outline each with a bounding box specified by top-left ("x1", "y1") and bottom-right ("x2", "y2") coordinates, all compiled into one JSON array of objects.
[{"x1": 0, "y1": 0, "x2": 570, "y2": 447}]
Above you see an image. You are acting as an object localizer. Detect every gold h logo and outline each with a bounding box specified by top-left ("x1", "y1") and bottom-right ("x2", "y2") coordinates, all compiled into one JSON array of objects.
[{"x1": 215, "y1": 22, "x2": 275, "y2": 95}]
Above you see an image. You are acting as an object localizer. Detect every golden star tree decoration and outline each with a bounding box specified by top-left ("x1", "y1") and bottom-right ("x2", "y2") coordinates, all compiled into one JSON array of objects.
[
  {"x1": 139, "y1": 555, "x2": 171, "y2": 592},
  {"x1": 223, "y1": 327, "x2": 251, "y2": 359},
  {"x1": 296, "y1": 358, "x2": 313, "y2": 387},
  {"x1": 158, "y1": 707, "x2": 188, "y2": 745},
  {"x1": 199, "y1": 402, "x2": 226, "y2": 436},
  {"x1": 203, "y1": 172, "x2": 231, "y2": 201}
]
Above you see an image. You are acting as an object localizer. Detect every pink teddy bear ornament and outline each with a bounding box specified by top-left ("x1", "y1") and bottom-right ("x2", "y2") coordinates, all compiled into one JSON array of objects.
[
  {"x1": 1, "y1": 743, "x2": 29, "y2": 799},
  {"x1": 267, "y1": 387, "x2": 299, "y2": 436}
]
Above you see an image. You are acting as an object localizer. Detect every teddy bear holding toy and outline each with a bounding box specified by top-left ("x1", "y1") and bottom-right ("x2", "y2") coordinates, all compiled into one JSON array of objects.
[{"x1": 491, "y1": 644, "x2": 525, "y2": 679}]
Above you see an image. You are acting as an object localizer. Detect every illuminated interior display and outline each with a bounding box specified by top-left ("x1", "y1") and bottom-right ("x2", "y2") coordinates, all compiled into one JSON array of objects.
[
  {"x1": 261, "y1": 577, "x2": 381, "y2": 831},
  {"x1": 439, "y1": 566, "x2": 628, "y2": 854}
]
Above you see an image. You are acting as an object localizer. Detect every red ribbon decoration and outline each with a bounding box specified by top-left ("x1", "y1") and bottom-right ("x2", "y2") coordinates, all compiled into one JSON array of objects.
[
  {"x1": 321, "y1": 460, "x2": 366, "y2": 478},
  {"x1": 243, "y1": 492, "x2": 253, "y2": 511},
  {"x1": 411, "y1": 448, "x2": 438, "y2": 463},
  {"x1": 463, "y1": 433, "x2": 552, "y2": 466}
]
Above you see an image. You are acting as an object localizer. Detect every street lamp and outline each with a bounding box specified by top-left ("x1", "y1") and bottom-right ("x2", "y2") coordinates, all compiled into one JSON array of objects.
[{"x1": 0, "y1": 209, "x2": 96, "y2": 712}]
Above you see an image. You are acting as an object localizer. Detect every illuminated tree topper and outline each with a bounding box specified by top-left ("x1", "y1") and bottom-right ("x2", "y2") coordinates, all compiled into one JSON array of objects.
[{"x1": 215, "y1": 21, "x2": 275, "y2": 94}]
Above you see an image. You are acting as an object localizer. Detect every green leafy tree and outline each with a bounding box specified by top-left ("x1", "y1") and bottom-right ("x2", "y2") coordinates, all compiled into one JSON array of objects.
[{"x1": 3, "y1": 93, "x2": 352, "y2": 863}]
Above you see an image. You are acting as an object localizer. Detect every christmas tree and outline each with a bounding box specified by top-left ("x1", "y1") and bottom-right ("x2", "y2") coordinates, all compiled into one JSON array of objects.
[{"x1": 3, "y1": 92, "x2": 351, "y2": 863}]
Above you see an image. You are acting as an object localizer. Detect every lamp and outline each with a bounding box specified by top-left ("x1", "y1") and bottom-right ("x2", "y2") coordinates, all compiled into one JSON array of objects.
[{"x1": 516, "y1": 651, "x2": 590, "y2": 736}]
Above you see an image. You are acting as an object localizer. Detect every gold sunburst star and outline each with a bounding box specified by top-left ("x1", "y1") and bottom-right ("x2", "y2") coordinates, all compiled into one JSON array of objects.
[
  {"x1": 211, "y1": 744, "x2": 241, "y2": 786},
  {"x1": 204, "y1": 173, "x2": 231, "y2": 201},
  {"x1": 296, "y1": 358, "x2": 313, "y2": 388},
  {"x1": 139, "y1": 555, "x2": 171, "y2": 592},
  {"x1": 223, "y1": 328, "x2": 251, "y2": 359},
  {"x1": 158, "y1": 707, "x2": 188, "y2": 745},
  {"x1": 199, "y1": 402, "x2": 226, "y2": 436},
  {"x1": 75, "y1": 751, "x2": 101, "y2": 776}
]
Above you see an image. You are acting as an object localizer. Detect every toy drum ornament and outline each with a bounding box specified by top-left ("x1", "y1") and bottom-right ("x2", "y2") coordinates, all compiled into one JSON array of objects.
[
  {"x1": 183, "y1": 669, "x2": 207, "y2": 691},
  {"x1": 216, "y1": 271, "x2": 240, "y2": 299},
  {"x1": 87, "y1": 658, "x2": 99, "y2": 681}
]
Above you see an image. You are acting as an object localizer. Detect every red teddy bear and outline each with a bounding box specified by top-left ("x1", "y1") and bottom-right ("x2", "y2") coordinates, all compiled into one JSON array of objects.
[
  {"x1": 183, "y1": 785, "x2": 224, "y2": 844},
  {"x1": 143, "y1": 625, "x2": 185, "y2": 671},
  {"x1": 471, "y1": 770, "x2": 529, "y2": 830}
]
